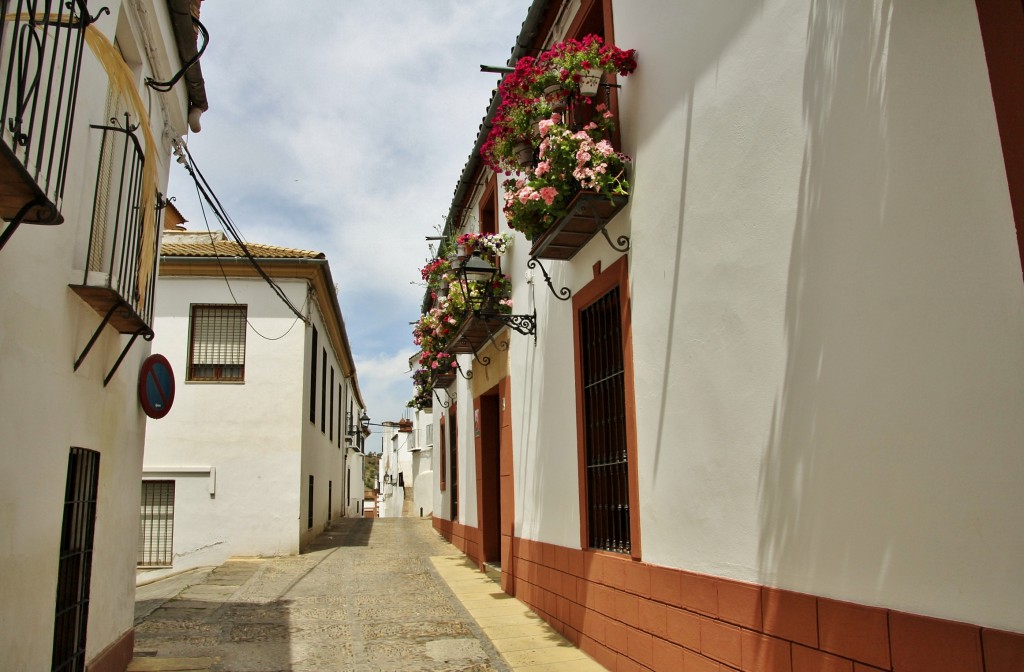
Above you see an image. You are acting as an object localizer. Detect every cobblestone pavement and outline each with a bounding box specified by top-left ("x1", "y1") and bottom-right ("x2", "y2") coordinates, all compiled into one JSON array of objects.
[{"x1": 132, "y1": 517, "x2": 509, "y2": 672}]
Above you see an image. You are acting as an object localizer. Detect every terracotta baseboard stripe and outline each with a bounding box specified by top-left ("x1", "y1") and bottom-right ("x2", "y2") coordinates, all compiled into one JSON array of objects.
[
  {"x1": 86, "y1": 628, "x2": 134, "y2": 672},
  {"x1": 435, "y1": 525, "x2": 1024, "y2": 672}
]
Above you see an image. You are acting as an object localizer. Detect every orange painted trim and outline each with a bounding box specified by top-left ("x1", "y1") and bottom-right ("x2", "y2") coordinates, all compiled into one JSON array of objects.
[
  {"x1": 479, "y1": 175, "x2": 498, "y2": 236},
  {"x1": 975, "y1": 0, "x2": 1024, "y2": 280},
  {"x1": 572, "y1": 255, "x2": 641, "y2": 559},
  {"x1": 458, "y1": 535, "x2": 1024, "y2": 672},
  {"x1": 439, "y1": 414, "x2": 447, "y2": 491},
  {"x1": 85, "y1": 628, "x2": 134, "y2": 672}
]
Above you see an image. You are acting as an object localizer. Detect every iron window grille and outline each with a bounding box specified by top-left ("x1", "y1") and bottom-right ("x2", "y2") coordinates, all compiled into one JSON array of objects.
[
  {"x1": 138, "y1": 481, "x2": 174, "y2": 567},
  {"x1": 580, "y1": 287, "x2": 631, "y2": 554},
  {"x1": 309, "y1": 327, "x2": 318, "y2": 423},
  {"x1": 52, "y1": 447, "x2": 100, "y2": 672},
  {"x1": 307, "y1": 475, "x2": 314, "y2": 529},
  {"x1": 188, "y1": 304, "x2": 247, "y2": 381}
]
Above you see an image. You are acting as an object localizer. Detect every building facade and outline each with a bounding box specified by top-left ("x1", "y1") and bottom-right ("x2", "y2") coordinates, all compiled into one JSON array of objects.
[
  {"x1": 418, "y1": 1, "x2": 1024, "y2": 671},
  {"x1": 0, "y1": 1, "x2": 207, "y2": 670},
  {"x1": 140, "y1": 228, "x2": 367, "y2": 580}
]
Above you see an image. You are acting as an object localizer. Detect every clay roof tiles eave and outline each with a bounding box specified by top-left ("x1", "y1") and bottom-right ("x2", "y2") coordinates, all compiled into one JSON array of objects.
[{"x1": 159, "y1": 241, "x2": 324, "y2": 260}]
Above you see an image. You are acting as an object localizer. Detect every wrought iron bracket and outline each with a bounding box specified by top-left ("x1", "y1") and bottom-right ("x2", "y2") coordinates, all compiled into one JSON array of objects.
[
  {"x1": 74, "y1": 302, "x2": 119, "y2": 372},
  {"x1": 600, "y1": 227, "x2": 631, "y2": 253},
  {"x1": 146, "y1": 16, "x2": 209, "y2": 92},
  {"x1": 472, "y1": 349, "x2": 492, "y2": 367},
  {"x1": 454, "y1": 359, "x2": 473, "y2": 380},
  {"x1": 528, "y1": 256, "x2": 572, "y2": 301},
  {"x1": 73, "y1": 300, "x2": 154, "y2": 385},
  {"x1": 104, "y1": 328, "x2": 154, "y2": 387},
  {"x1": 475, "y1": 309, "x2": 537, "y2": 344},
  {"x1": 0, "y1": 195, "x2": 58, "y2": 251},
  {"x1": 433, "y1": 388, "x2": 454, "y2": 409}
]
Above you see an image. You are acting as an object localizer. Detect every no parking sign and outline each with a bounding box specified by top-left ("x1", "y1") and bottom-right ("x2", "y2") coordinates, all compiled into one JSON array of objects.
[{"x1": 138, "y1": 354, "x2": 175, "y2": 419}]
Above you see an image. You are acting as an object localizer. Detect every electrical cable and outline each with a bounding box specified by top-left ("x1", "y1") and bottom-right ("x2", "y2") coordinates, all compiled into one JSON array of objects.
[
  {"x1": 191, "y1": 178, "x2": 306, "y2": 341},
  {"x1": 173, "y1": 139, "x2": 309, "y2": 326}
]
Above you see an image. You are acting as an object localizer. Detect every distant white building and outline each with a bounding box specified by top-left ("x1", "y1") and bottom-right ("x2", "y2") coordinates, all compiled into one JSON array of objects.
[
  {"x1": 0, "y1": 1, "x2": 206, "y2": 670},
  {"x1": 139, "y1": 227, "x2": 367, "y2": 580},
  {"x1": 410, "y1": 407, "x2": 434, "y2": 518}
]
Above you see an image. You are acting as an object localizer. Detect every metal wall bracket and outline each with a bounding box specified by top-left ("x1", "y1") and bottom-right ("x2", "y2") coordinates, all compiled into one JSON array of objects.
[
  {"x1": 600, "y1": 227, "x2": 631, "y2": 253},
  {"x1": 103, "y1": 328, "x2": 153, "y2": 387},
  {"x1": 434, "y1": 388, "x2": 454, "y2": 409},
  {"x1": 528, "y1": 256, "x2": 572, "y2": 301},
  {"x1": 455, "y1": 359, "x2": 473, "y2": 380},
  {"x1": 74, "y1": 299, "x2": 153, "y2": 385}
]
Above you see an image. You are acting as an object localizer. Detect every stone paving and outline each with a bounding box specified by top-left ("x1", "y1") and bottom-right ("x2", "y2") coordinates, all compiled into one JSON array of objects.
[{"x1": 131, "y1": 517, "x2": 598, "y2": 672}]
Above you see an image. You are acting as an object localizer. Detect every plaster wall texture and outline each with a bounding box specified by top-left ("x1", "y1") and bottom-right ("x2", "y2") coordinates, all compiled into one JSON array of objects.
[
  {"x1": 0, "y1": 1, "x2": 189, "y2": 667},
  {"x1": 145, "y1": 274, "x2": 353, "y2": 575},
  {"x1": 617, "y1": 0, "x2": 1022, "y2": 630},
  {"x1": 346, "y1": 449, "x2": 364, "y2": 517},
  {"x1": 431, "y1": 0, "x2": 1022, "y2": 635}
]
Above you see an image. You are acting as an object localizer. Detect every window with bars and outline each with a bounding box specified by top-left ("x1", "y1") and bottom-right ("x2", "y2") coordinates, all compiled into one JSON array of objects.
[
  {"x1": 578, "y1": 285, "x2": 632, "y2": 554},
  {"x1": 52, "y1": 447, "x2": 100, "y2": 672},
  {"x1": 138, "y1": 481, "x2": 174, "y2": 567},
  {"x1": 449, "y1": 410, "x2": 458, "y2": 521},
  {"x1": 321, "y1": 349, "x2": 327, "y2": 434},
  {"x1": 309, "y1": 327, "x2": 318, "y2": 423},
  {"x1": 188, "y1": 304, "x2": 247, "y2": 381},
  {"x1": 307, "y1": 475, "x2": 314, "y2": 529}
]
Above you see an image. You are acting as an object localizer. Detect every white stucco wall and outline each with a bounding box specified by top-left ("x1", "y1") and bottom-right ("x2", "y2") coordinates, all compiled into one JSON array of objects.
[
  {"x1": 619, "y1": 0, "x2": 1022, "y2": 631},
  {"x1": 426, "y1": 0, "x2": 1023, "y2": 637},
  {"x1": 0, "y1": 1, "x2": 188, "y2": 667},
  {"x1": 143, "y1": 276, "x2": 307, "y2": 576},
  {"x1": 491, "y1": 0, "x2": 1024, "y2": 633}
]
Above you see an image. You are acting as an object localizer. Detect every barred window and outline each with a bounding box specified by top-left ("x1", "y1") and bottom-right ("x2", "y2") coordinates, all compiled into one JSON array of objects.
[
  {"x1": 188, "y1": 304, "x2": 247, "y2": 381},
  {"x1": 580, "y1": 288, "x2": 630, "y2": 553},
  {"x1": 138, "y1": 481, "x2": 174, "y2": 567}
]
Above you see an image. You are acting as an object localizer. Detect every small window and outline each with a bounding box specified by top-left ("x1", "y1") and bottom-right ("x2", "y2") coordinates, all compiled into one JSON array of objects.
[
  {"x1": 188, "y1": 305, "x2": 247, "y2": 381},
  {"x1": 307, "y1": 475, "x2": 314, "y2": 529},
  {"x1": 138, "y1": 481, "x2": 175, "y2": 567},
  {"x1": 320, "y1": 348, "x2": 327, "y2": 434},
  {"x1": 574, "y1": 257, "x2": 639, "y2": 556},
  {"x1": 309, "y1": 327, "x2": 318, "y2": 423},
  {"x1": 329, "y1": 366, "x2": 335, "y2": 441},
  {"x1": 479, "y1": 176, "x2": 498, "y2": 235}
]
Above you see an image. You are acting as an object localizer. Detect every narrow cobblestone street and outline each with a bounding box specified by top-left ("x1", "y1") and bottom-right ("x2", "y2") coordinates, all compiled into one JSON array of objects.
[{"x1": 130, "y1": 517, "x2": 600, "y2": 672}]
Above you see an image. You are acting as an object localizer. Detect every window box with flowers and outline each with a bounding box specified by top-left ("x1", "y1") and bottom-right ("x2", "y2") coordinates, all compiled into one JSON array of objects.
[
  {"x1": 481, "y1": 36, "x2": 637, "y2": 261},
  {"x1": 408, "y1": 234, "x2": 514, "y2": 409}
]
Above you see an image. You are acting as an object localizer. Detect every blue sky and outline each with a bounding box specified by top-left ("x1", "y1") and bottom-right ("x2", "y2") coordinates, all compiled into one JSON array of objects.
[{"x1": 168, "y1": 1, "x2": 534, "y2": 422}]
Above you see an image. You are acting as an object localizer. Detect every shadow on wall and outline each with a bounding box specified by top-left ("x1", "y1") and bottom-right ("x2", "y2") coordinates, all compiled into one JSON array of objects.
[
  {"x1": 629, "y1": 1, "x2": 767, "y2": 476},
  {"x1": 758, "y1": 0, "x2": 1023, "y2": 613}
]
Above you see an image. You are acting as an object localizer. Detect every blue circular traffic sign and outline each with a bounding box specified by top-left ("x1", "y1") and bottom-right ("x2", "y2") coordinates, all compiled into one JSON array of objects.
[{"x1": 139, "y1": 354, "x2": 175, "y2": 419}]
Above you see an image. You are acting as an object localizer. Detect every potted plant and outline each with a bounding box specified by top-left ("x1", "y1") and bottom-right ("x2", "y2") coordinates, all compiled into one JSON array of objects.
[
  {"x1": 502, "y1": 105, "x2": 630, "y2": 240},
  {"x1": 541, "y1": 35, "x2": 637, "y2": 98}
]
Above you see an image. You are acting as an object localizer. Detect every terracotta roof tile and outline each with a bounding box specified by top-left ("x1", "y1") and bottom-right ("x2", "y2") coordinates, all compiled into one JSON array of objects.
[{"x1": 160, "y1": 240, "x2": 325, "y2": 260}]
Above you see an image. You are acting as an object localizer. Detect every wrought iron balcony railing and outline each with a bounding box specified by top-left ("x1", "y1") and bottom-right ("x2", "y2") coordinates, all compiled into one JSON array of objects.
[
  {"x1": 70, "y1": 115, "x2": 164, "y2": 385},
  {"x1": 0, "y1": 0, "x2": 104, "y2": 250}
]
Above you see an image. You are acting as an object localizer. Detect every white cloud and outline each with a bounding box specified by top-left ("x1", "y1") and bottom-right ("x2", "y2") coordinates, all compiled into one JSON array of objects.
[{"x1": 168, "y1": 0, "x2": 533, "y2": 420}]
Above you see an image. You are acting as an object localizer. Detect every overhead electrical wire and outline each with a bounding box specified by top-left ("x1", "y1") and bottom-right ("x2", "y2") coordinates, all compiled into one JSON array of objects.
[{"x1": 172, "y1": 139, "x2": 310, "y2": 326}]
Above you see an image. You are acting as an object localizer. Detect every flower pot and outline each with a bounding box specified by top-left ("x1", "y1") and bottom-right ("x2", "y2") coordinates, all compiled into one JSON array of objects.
[
  {"x1": 543, "y1": 83, "x2": 568, "y2": 110},
  {"x1": 578, "y1": 68, "x2": 603, "y2": 97},
  {"x1": 513, "y1": 142, "x2": 534, "y2": 167}
]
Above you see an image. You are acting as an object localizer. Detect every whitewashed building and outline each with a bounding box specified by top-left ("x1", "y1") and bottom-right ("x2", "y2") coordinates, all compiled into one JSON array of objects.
[
  {"x1": 420, "y1": 1, "x2": 1024, "y2": 671},
  {"x1": 0, "y1": 1, "x2": 207, "y2": 670},
  {"x1": 140, "y1": 226, "x2": 367, "y2": 580},
  {"x1": 410, "y1": 407, "x2": 434, "y2": 519}
]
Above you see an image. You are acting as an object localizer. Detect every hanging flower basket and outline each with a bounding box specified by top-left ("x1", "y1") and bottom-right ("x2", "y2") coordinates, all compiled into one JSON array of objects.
[
  {"x1": 514, "y1": 142, "x2": 534, "y2": 167},
  {"x1": 578, "y1": 68, "x2": 603, "y2": 97}
]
